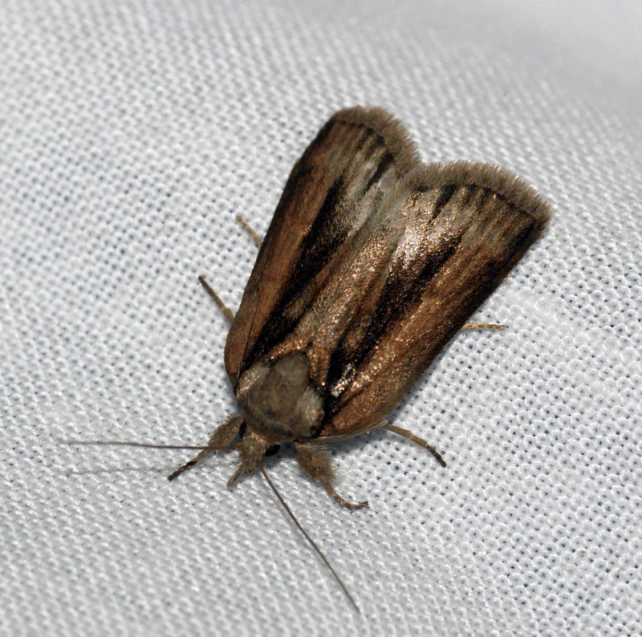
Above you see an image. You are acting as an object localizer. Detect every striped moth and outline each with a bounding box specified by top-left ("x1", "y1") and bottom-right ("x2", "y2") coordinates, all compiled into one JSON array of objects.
[{"x1": 72, "y1": 107, "x2": 550, "y2": 610}]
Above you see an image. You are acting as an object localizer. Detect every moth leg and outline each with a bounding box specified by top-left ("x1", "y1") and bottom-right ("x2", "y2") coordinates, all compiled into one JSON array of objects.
[
  {"x1": 235, "y1": 215, "x2": 262, "y2": 248},
  {"x1": 461, "y1": 322, "x2": 505, "y2": 330},
  {"x1": 295, "y1": 442, "x2": 368, "y2": 510},
  {"x1": 198, "y1": 275, "x2": 234, "y2": 324},
  {"x1": 384, "y1": 424, "x2": 447, "y2": 468},
  {"x1": 168, "y1": 414, "x2": 243, "y2": 481}
]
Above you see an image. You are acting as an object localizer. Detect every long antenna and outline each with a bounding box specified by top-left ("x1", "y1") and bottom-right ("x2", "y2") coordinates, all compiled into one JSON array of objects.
[
  {"x1": 257, "y1": 460, "x2": 360, "y2": 613},
  {"x1": 62, "y1": 440, "x2": 211, "y2": 451}
]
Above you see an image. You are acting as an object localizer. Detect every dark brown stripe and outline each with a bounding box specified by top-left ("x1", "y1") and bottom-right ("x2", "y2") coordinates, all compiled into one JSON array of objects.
[
  {"x1": 433, "y1": 184, "x2": 456, "y2": 217},
  {"x1": 243, "y1": 176, "x2": 350, "y2": 370},
  {"x1": 354, "y1": 128, "x2": 384, "y2": 155},
  {"x1": 359, "y1": 239, "x2": 459, "y2": 354},
  {"x1": 363, "y1": 152, "x2": 394, "y2": 194},
  {"x1": 324, "y1": 233, "x2": 461, "y2": 411}
]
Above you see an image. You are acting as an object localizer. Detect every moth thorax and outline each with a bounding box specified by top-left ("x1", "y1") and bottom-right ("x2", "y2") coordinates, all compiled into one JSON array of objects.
[{"x1": 236, "y1": 351, "x2": 323, "y2": 444}]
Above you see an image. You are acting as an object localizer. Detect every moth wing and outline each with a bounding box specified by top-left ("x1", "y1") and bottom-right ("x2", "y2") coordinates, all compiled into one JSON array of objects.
[
  {"x1": 314, "y1": 161, "x2": 550, "y2": 438},
  {"x1": 224, "y1": 107, "x2": 420, "y2": 386},
  {"x1": 262, "y1": 158, "x2": 550, "y2": 439},
  {"x1": 225, "y1": 106, "x2": 550, "y2": 441}
]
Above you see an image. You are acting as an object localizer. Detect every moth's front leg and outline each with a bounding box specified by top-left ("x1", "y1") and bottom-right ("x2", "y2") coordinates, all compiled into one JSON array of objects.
[
  {"x1": 235, "y1": 215, "x2": 262, "y2": 247},
  {"x1": 198, "y1": 276, "x2": 235, "y2": 324},
  {"x1": 294, "y1": 443, "x2": 368, "y2": 510},
  {"x1": 168, "y1": 414, "x2": 243, "y2": 481}
]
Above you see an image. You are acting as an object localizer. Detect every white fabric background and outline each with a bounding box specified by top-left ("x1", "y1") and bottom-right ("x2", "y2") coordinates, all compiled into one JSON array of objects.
[{"x1": 1, "y1": 1, "x2": 640, "y2": 635}]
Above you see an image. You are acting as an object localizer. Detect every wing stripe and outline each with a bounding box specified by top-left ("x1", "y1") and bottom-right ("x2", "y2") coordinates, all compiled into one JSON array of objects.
[
  {"x1": 363, "y1": 152, "x2": 394, "y2": 194},
  {"x1": 433, "y1": 184, "x2": 456, "y2": 216}
]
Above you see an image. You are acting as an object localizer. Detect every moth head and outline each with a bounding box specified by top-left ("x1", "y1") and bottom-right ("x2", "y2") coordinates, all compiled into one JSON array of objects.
[
  {"x1": 235, "y1": 350, "x2": 324, "y2": 445},
  {"x1": 226, "y1": 430, "x2": 271, "y2": 487}
]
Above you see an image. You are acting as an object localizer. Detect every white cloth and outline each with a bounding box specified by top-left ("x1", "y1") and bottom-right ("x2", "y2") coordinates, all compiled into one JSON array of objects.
[{"x1": 1, "y1": 1, "x2": 640, "y2": 635}]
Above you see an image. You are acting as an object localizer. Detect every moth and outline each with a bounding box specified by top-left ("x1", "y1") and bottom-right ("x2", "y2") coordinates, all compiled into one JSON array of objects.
[
  {"x1": 71, "y1": 106, "x2": 550, "y2": 610},
  {"x1": 167, "y1": 106, "x2": 550, "y2": 507}
]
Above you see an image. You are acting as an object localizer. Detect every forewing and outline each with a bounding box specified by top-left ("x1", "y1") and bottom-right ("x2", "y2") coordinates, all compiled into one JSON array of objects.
[
  {"x1": 317, "y1": 161, "x2": 550, "y2": 438},
  {"x1": 224, "y1": 107, "x2": 419, "y2": 386}
]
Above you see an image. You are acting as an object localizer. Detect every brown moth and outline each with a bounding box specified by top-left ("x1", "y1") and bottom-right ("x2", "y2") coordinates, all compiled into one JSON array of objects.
[
  {"x1": 167, "y1": 106, "x2": 550, "y2": 504},
  {"x1": 71, "y1": 106, "x2": 550, "y2": 610}
]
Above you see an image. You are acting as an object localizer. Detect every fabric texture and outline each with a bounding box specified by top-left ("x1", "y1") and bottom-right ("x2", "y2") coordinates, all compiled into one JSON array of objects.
[{"x1": 1, "y1": 1, "x2": 640, "y2": 635}]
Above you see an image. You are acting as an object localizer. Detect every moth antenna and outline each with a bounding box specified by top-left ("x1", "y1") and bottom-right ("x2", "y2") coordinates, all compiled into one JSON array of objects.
[
  {"x1": 257, "y1": 459, "x2": 360, "y2": 614},
  {"x1": 62, "y1": 440, "x2": 210, "y2": 451}
]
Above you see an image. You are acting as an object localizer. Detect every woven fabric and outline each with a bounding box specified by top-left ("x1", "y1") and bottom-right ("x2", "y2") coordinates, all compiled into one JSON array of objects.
[{"x1": 1, "y1": 1, "x2": 640, "y2": 635}]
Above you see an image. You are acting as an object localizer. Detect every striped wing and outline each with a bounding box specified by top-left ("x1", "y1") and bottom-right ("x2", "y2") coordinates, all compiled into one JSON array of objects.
[
  {"x1": 224, "y1": 107, "x2": 418, "y2": 385},
  {"x1": 224, "y1": 107, "x2": 550, "y2": 439}
]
